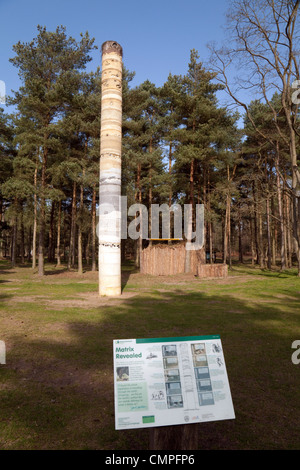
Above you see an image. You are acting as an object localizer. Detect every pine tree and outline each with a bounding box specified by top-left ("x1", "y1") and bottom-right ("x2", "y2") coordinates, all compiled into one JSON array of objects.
[
  {"x1": 172, "y1": 49, "x2": 226, "y2": 271},
  {"x1": 160, "y1": 74, "x2": 184, "y2": 207},
  {"x1": 10, "y1": 25, "x2": 96, "y2": 276},
  {"x1": 0, "y1": 108, "x2": 15, "y2": 258}
]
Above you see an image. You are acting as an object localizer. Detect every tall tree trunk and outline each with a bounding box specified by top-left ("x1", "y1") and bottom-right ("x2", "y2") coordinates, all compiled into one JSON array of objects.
[
  {"x1": 258, "y1": 207, "x2": 264, "y2": 269},
  {"x1": 228, "y1": 196, "x2": 232, "y2": 268},
  {"x1": 27, "y1": 226, "x2": 31, "y2": 262},
  {"x1": 56, "y1": 200, "x2": 62, "y2": 267},
  {"x1": 138, "y1": 166, "x2": 143, "y2": 272},
  {"x1": 250, "y1": 217, "x2": 255, "y2": 266},
  {"x1": 271, "y1": 195, "x2": 277, "y2": 266},
  {"x1": 91, "y1": 183, "x2": 97, "y2": 271},
  {"x1": 32, "y1": 164, "x2": 38, "y2": 269},
  {"x1": 207, "y1": 171, "x2": 213, "y2": 264},
  {"x1": 209, "y1": 221, "x2": 213, "y2": 264},
  {"x1": 253, "y1": 187, "x2": 259, "y2": 265},
  {"x1": 282, "y1": 187, "x2": 288, "y2": 269},
  {"x1": 38, "y1": 145, "x2": 47, "y2": 277},
  {"x1": 0, "y1": 197, "x2": 2, "y2": 259},
  {"x1": 238, "y1": 207, "x2": 243, "y2": 264},
  {"x1": 223, "y1": 189, "x2": 231, "y2": 266},
  {"x1": 168, "y1": 142, "x2": 173, "y2": 246},
  {"x1": 78, "y1": 228, "x2": 83, "y2": 273},
  {"x1": 11, "y1": 201, "x2": 17, "y2": 268},
  {"x1": 148, "y1": 136, "x2": 153, "y2": 246},
  {"x1": 223, "y1": 197, "x2": 228, "y2": 265},
  {"x1": 135, "y1": 163, "x2": 142, "y2": 269},
  {"x1": 202, "y1": 165, "x2": 206, "y2": 251},
  {"x1": 185, "y1": 158, "x2": 194, "y2": 273},
  {"x1": 68, "y1": 181, "x2": 76, "y2": 270},
  {"x1": 78, "y1": 175, "x2": 84, "y2": 274},
  {"x1": 48, "y1": 201, "x2": 55, "y2": 262},
  {"x1": 148, "y1": 167, "x2": 152, "y2": 246},
  {"x1": 38, "y1": 199, "x2": 45, "y2": 276},
  {"x1": 11, "y1": 223, "x2": 17, "y2": 268},
  {"x1": 253, "y1": 181, "x2": 264, "y2": 268},
  {"x1": 85, "y1": 231, "x2": 90, "y2": 266},
  {"x1": 275, "y1": 145, "x2": 286, "y2": 270},
  {"x1": 286, "y1": 192, "x2": 292, "y2": 268},
  {"x1": 283, "y1": 103, "x2": 300, "y2": 275},
  {"x1": 223, "y1": 165, "x2": 235, "y2": 266},
  {"x1": 168, "y1": 141, "x2": 173, "y2": 208},
  {"x1": 266, "y1": 194, "x2": 272, "y2": 270},
  {"x1": 20, "y1": 203, "x2": 25, "y2": 264},
  {"x1": 265, "y1": 159, "x2": 271, "y2": 270}
]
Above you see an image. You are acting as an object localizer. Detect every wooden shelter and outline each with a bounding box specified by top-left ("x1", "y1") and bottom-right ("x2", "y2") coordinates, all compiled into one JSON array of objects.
[{"x1": 140, "y1": 243, "x2": 227, "y2": 278}]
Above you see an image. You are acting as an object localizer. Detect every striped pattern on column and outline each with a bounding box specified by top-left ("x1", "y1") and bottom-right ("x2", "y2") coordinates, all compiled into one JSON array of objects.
[{"x1": 99, "y1": 41, "x2": 123, "y2": 296}]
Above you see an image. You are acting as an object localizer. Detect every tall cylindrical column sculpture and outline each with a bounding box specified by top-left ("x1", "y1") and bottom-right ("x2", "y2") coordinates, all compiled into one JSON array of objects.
[{"x1": 99, "y1": 41, "x2": 123, "y2": 296}]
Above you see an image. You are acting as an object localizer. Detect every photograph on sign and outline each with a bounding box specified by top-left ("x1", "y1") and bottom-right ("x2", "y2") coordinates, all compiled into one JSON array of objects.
[{"x1": 113, "y1": 335, "x2": 235, "y2": 430}]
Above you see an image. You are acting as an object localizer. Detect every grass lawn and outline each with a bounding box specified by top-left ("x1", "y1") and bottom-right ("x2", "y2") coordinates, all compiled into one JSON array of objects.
[{"x1": 0, "y1": 259, "x2": 299, "y2": 450}]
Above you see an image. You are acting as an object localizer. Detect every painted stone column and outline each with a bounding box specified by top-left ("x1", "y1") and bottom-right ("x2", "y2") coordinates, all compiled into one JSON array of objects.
[{"x1": 99, "y1": 41, "x2": 123, "y2": 296}]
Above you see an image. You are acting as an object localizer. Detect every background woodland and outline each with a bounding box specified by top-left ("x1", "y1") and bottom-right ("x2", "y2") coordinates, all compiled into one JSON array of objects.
[{"x1": 1, "y1": 1, "x2": 300, "y2": 276}]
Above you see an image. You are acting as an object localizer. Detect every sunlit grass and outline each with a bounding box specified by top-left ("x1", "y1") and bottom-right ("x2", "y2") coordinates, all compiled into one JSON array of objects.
[{"x1": 0, "y1": 259, "x2": 300, "y2": 449}]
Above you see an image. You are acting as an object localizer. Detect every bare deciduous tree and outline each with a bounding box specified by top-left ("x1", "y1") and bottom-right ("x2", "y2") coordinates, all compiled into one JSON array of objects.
[{"x1": 209, "y1": 0, "x2": 300, "y2": 274}]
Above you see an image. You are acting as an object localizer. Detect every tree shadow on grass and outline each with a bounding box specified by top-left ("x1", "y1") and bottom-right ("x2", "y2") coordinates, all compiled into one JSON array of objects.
[
  {"x1": 0, "y1": 293, "x2": 13, "y2": 300},
  {"x1": 44, "y1": 268, "x2": 70, "y2": 276},
  {"x1": 1, "y1": 288, "x2": 300, "y2": 450},
  {"x1": 230, "y1": 265, "x2": 298, "y2": 279},
  {"x1": 0, "y1": 262, "x2": 16, "y2": 275}
]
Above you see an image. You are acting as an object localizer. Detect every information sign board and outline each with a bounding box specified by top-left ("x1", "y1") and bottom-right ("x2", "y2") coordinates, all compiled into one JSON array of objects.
[{"x1": 113, "y1": 335, "x2": 235, "y2": 430}]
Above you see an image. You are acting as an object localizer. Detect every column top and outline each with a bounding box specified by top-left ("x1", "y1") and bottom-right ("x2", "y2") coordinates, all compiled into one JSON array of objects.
[{"x1": 102, "y1": 41, "x2": 123, "y2": 57}]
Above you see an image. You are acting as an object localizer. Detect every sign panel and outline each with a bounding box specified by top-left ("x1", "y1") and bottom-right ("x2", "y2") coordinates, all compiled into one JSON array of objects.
[{"x1": 113, "y1": 335, "x2": 235, "y2": 430}]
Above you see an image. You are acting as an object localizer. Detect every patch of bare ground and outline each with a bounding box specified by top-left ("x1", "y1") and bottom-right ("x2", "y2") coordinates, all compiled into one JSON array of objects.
[
  {"x1": 127, "y1": 272, "x2": 265, "y2": 287},
  {"x1": 47, "y1": 291, "x2": 138, "y2": 308},
  {"x1": 8, "y1": 291, "x2": 138, "y2": 309},
  {"x1": 37, "y1": 269, "x2": 99, "y2": 282}
]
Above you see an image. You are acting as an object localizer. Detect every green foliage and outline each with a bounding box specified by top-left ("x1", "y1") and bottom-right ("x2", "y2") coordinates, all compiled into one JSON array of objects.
[{"x1": 1, "y1": 24, "x2": 296, "y2": 271}]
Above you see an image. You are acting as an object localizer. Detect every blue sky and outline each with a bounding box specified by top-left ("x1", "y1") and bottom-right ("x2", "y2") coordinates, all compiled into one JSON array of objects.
[{"x1": 0, "y1": 0, "x2": 230, "y2": 106}]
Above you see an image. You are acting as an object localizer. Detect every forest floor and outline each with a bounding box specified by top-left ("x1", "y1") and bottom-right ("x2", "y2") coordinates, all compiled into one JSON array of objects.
[{"x1": 0, "y1": 259, "x2": 300, "y2": 450}]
